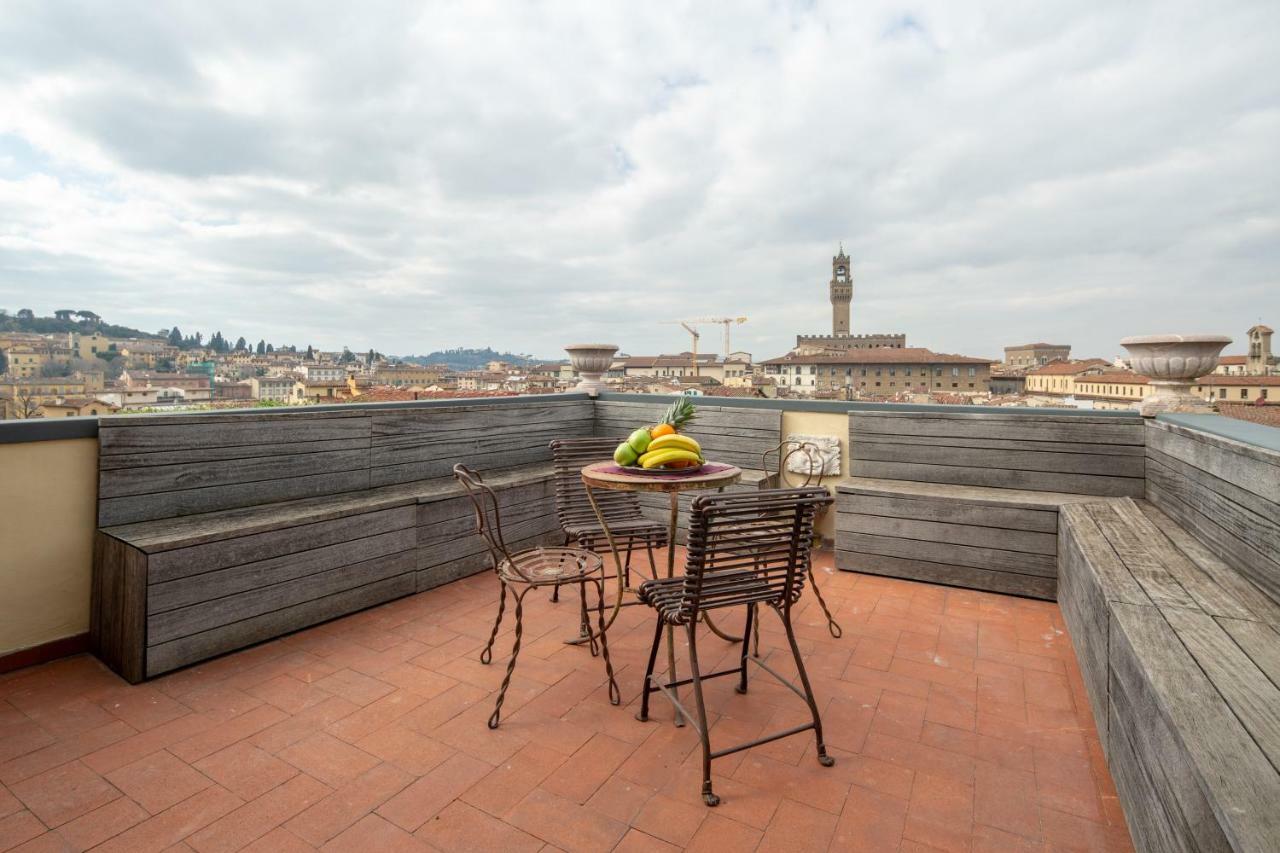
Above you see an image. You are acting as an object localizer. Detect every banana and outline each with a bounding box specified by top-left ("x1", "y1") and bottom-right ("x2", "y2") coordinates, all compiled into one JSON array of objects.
[
  {"x1": 646, "y1": 433, "x2": 701, "y2": 454},
  {"x1": 638, "y1": 448, "x2": 702, "y2": 469}
]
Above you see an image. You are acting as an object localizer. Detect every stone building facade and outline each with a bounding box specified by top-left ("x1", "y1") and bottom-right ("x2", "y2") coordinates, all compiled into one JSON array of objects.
[
  {"x1": 761, "y1": 347, "x2": 992, "y2": 396},
  {"x1": 1004, "y1": 342, "x2": 1071, "y2": 367}
]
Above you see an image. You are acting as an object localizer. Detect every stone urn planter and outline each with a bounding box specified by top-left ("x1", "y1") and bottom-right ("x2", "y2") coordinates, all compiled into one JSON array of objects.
[
  {"x1": 1119, "y1": 334, "x2": 1231, "y2": 416},
  {"x1": 564, "y1": 344, "x2": 618, "y2": 396}
]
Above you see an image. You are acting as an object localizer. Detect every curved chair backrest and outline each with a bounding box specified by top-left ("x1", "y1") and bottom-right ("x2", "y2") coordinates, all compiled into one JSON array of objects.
[
  {"x1": 453, "y1": 463, "x2": 526, "y2": 580},
  {"x1": 549, "y1": 437, "x2": 646, "y2": 530},
  {"x1": 760, "y1": 440, "x2": 825, "y2": 489},
  {"x1": 679, "y1": 487, "x2": 832, "y2": 622}
]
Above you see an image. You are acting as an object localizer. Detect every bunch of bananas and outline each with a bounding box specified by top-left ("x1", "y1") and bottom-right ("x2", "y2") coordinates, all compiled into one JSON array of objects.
[
  {"x1": 636, "y1": 433, "x2": 703, "y2": 469},
  {"x1": 613, "y1": 429, "x2": 704, "y2": 469}
]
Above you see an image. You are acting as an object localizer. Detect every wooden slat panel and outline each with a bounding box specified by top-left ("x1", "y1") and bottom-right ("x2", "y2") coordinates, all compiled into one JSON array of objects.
[
  {"x1": 856, "y1": 432, "x2": 1145, "y2": 457},
  {"x1": 148, "y1": 506, "x2": 418, "y2": 583},
  {"x1": 100, "y1": 447, "x2": 370, "y2": 499},
  {"x1": 99, "y1": 411, "x2": 369, "y2": 454},
  {"x1": 853, "y1": 440, "x2": 1145, "y2": 478},
  {"x1": 839, "y1": 492, "x2": 1058, "y2": 533},
  {"x1": 99, "y1": 468, "x2": 372, "y2": 528},
  {"x1": 1217, "y1": 618, "x2": 1280, "y2": 689},
  {"x1": 1109, "y1": 602, "x2": 1280, "y2": 852},
  {"x1": 1084, "y1": 501, "x2": 1199, "y2": 612},
  {"x1": 1058, "y1": 504, "x2": 1152, "y2": 606},
  {"x1": 1148, "y1": 422, "x2": 1280, "y2": 505},
  {"x1": 1161, "y1": 607, "x2": 1280, "y2": 775},
  {"x1": 90, "y1": 533, "x2": 147, "y2": 684},
  {"x1": 100, "y1": 436, "x2": 369, "y2": 471},
  {"x1": 149, "y1": 528, "x2": 418, "y2": 614},
  {"x1": 146, "y1": 574, "x2": 415, "y2": 677},
  {"x1": 851, "y1": 411, "x2": 1144, "y2": 445},
  {"x1": 1056, "y1": 518, "x2": 1111, "y2": 752},
  {"x1": 841, "y1": 477, "x2": 1102, "y2": 511},
  {"x1": 836, "y1": 531, "x2": 1056, "y2": 577},
  {"x1": 837, "y1": 512, "x2": 1056, "y2": 555},
  {"x1": 147, "y1": 550, "x2": 416, "y2": 646},
  {"x1": 835, "y1": 549, "x2": 1056, "y2": 599},
  {"x1": 853, "y1": 459, "x2": 1144, "y2": 498}
]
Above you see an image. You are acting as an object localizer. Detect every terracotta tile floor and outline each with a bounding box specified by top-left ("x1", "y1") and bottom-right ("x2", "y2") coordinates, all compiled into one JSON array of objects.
[{"x1": 0, "y1": 551, "x2": 1134, "y2": 852}]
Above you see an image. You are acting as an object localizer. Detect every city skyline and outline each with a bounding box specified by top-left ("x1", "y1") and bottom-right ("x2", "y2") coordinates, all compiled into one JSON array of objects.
[{"x1": 2, "y1": 2, "x2": 1277, "y2": 359}]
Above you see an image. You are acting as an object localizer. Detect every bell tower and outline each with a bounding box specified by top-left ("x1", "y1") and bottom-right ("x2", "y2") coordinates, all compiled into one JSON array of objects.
[{"x1": 830, "y1": 245, "x2": 852, "y2": 336}]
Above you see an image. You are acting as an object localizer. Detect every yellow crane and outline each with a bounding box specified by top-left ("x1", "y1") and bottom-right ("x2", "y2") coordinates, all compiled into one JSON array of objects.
[{"x1": 662, "y1": 316, "x2": 749, "y2": 378}]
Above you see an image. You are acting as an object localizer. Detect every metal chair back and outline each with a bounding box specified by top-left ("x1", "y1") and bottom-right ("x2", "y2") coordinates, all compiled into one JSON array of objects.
[
  {"x1": 758, "y1": 440, "x2": 825, "y2": 490},
  {"x1": 549, "y1": 437, "x2": 647, "y2": 530},
  {"x1": 678, "y1": 487, "x2": 831, "y2": 622},
  {"x1": 453, "y1": 463, "x2": 528, "y2": 581}
]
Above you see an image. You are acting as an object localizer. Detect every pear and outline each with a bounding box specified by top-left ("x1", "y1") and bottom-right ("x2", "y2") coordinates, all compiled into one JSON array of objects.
[
  {"x1": 614, "y1": 442, "x2": 639, "y2": 466},
  {"x1": 626, "y1": 427, "x2": 652, "y2": 455}
]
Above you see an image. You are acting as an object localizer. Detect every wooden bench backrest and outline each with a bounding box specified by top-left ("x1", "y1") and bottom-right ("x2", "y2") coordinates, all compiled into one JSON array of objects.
[
  {"x1": 98, "y1": 397, "x2": 593, "y2": 527},
  {"x1": 592, "y1": 398, "x2": 782, "y2": 471},
  {"x1": 849, "y1": 409, "x2": 1146, "y2": 498},
  {"x1": 1145, "y1": 419, "x2": 1280, "y2": 606}
]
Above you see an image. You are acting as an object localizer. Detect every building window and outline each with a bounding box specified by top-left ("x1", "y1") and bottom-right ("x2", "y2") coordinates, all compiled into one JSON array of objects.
[
  {"x1": 1219, "y1": 388, "x2": 1226, "y2": 399},
  {"x1": 951, "y1": 367, "x2": 959, "y2": 377},
  {"x1": 968, "y1": 367, "x2": 976, "y2": 377},
  {"x1": 1241, "y1": 389, "x2": 1249, "y2": 399}
]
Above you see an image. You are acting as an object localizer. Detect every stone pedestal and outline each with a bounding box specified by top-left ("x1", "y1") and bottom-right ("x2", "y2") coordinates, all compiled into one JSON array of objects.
[
  {"x1": 564, "y1": 344, "x2": 618, "y2": 397},
  {"x1": 1119, "y1": 334, "x2": 1231, "y2": 417}
]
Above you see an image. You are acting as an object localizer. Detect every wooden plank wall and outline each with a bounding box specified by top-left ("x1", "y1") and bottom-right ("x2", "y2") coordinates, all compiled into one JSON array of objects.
[
  {"x1": 1144, "y1": 419, "x2": 1280, "y2": 606},
  {"x1": 94, "y1": 398, "x2": 584, "y2": 679},
  {"x1": 849, "y1": 410, "x2": 1147, "y2": 497},
  {"x1": 836, "y1": 485, "x2": 1065, "y2": 600},
  {"x1": 1057, "y1": 498, "x2": 1280, "y2": 852}
]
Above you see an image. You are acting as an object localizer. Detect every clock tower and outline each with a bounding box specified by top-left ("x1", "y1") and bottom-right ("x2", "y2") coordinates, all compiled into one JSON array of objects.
[{"x1": 830, "y1": 246, "x2": 852, "y2": 336}]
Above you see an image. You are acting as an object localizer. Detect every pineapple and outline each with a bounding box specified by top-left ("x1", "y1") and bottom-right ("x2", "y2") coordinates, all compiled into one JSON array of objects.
[{"x1": 661, "y1": 395, "x2": 696, "y2": 433}]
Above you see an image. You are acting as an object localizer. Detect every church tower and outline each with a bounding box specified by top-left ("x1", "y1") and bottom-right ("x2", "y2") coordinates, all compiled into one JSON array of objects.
[{"x1": 830, "y1": 246, "x2": 852, "y2": 336}]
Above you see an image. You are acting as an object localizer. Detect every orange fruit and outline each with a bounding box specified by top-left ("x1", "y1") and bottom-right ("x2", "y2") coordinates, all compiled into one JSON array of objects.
[{"x1": 650, "y1": 423, "x2": 676, "y2": 438}]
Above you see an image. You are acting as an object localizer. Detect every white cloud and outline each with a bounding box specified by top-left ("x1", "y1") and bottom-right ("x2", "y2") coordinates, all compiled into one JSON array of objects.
[{"x1": 0, "y1": 0, "x2": 1277, "y2": 360}]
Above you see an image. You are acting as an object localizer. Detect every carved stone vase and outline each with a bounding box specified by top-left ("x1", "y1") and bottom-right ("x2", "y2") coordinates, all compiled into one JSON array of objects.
[
  {"x1": 564, "y1": 344, "x2": 618, "y2": 396},
  {"x1": 1119, "y1": 334, "x2": 1231, "y2": 417}
]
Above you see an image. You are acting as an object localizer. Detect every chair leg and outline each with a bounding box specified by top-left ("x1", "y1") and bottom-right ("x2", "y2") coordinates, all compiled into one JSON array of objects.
[
  {"x1": 778, "y1": 603, "x2": 834, "y2": 768},
  {"x1": 578, "y1": 580, "x2": 598, "y2": 657},
  {"x1": 736, "y1": 604, "x2": 754, "y2": 695},
  {"x1": 488, "y1": 586, "x2": 528, "y2": 730},
  {"x1": 592, "y1": 578, "x2": 620, "y2": 705},
  {"x1": 636, "y1": 616, "x2": 665, "y2": 722},
  {"x1": 684, "y1": 621, "x2": 719, "y2": 806},
  {"x1": 480, "y1": 580, "x2": 508, "y2": 665},
  {"x1": 622, "y1": 539, "x2": 634, "y2": 589},
  {"x1": 808, "y1": 566, "x2": 843, "y2": 639}
]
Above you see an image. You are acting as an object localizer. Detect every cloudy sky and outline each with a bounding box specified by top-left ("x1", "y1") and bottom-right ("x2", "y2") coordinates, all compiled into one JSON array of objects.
[{"x1": 1, "y1": 1, "x2": 1277, "y2": 361}]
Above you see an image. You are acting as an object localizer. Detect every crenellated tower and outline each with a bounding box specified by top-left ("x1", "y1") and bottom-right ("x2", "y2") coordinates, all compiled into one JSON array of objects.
[{"x1": 830, "y1": 247, "x2": 852, "y2": 335}]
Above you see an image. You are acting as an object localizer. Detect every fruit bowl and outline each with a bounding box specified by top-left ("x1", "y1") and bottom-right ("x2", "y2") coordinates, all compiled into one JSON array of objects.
[{"x1": 618, "y1": 463, "x2": 705, "y2": 476}]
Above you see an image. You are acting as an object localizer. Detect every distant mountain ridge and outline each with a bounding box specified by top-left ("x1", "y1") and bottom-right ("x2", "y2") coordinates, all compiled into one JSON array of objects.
[
  {"x1": 397, "y1": 347, "x2": 552, "y2": 371},
  {"x1": 0, "y1": 309, "x2": 163, "y2": 341}
]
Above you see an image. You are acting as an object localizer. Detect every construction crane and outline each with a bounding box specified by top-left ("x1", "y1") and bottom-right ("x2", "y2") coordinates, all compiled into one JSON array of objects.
[{"x1": 682, "y1": 316, "x2": 749, "y2": 359}]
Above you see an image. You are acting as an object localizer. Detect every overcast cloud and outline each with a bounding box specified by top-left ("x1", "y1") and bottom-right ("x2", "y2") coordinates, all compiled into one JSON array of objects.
[{"x1": 1, "y1": 1, "x2": 1277, "y2": 360}]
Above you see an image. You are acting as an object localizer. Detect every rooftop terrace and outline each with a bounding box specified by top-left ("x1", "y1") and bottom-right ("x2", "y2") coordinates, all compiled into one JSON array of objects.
[{"x1": 2, "y1": 393, "x2": 1277, "y2": 852}]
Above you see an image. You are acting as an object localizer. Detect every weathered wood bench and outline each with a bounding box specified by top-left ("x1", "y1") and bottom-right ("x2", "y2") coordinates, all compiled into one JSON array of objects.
[
  {"x1": 91, "y1": 397, "x2": 592, "y2": 682},
  {"x1": 835, "y1": 409, "x2": 1147, "y2": 599},
  {"x1": 1055, "y1": 417, "x2": 1280, "y2": 852},
  {"x1": 593, "y1": 397, "x2": 781, "y2": 542},
  {"x1": 1059, "y1": 498, "x2": 1280, "y2": 852}
]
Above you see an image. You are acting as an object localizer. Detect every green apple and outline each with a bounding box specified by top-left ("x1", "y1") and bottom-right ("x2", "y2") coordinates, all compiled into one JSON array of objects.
[
  {"x1": 626, "y1": 427, "x2": 652, "y2": 455},
  {"x1": 614, "y1": 442, "x2": 639, "y2": 465}
]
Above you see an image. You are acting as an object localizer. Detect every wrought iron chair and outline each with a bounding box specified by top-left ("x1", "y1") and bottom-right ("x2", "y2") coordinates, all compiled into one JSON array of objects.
[
  {"x1": 453, "y1": 464, "x2": 620, "y2": 729},
  {"x1": 549, "y1": 437, "x2": 667, "y2": 598},
  {"x1": 635, "y1": 487, "x2": 835, "y2": 806}
]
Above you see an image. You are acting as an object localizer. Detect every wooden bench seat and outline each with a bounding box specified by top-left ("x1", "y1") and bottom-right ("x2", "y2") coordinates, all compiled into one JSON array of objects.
[
  {"x1": 92, "y1": 398, "x2": 591, "y2": 682},
  {"x1": 1058, "y1": 497, "x2": 1280, "y2": 852},
  {"x1": 835, "y1": 409, "x2": 1147, "y2": 599},
  {"x1": 836, "y1": 477, "x2": 1103, "y2": 599}
]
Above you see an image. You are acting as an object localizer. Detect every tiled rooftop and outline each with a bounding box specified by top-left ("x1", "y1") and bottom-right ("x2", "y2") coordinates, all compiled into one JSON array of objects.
[{"x1": 0, "y1": 550, "x2": 1132, "y2": 852}]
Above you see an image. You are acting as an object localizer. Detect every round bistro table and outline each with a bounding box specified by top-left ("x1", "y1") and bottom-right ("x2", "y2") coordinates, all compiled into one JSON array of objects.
[{"x1": 580, "y1": 460, "x2": 742, "y2": 726}]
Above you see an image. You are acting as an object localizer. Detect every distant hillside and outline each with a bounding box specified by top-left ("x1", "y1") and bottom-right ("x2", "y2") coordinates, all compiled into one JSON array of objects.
[
  {"x1": 0, "y1": 309, "x2": 163, "y2": 341},
  {"x1": 398, "y1": 347, "x2": 548, "y2": 371}
]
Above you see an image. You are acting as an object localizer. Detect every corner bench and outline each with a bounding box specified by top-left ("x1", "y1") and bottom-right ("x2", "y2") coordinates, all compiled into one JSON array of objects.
[
  {"x1": 1058, "y1": 497, "x2": 1280, "y2": 852},
  {"x1": 92, "y1": 399, "x2": 591, "y2": 682},
  {"x1": 835, "y1": 409, "x2": 1147, "y2": 599}
]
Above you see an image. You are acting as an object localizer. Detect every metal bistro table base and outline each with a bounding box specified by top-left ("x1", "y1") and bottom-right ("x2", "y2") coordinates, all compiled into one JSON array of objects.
[{"x1": 580, "y1": 461, "x2": 743, "y2": 727}]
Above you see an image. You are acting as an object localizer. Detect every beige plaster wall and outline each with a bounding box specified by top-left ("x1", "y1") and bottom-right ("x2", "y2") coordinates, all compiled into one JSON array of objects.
[
  {"x1": 0, "y1": 438, "x2": 98, "y2": 656},
  {"x1": 779, "y1": 410, "x2": 851, "y2": 544}
]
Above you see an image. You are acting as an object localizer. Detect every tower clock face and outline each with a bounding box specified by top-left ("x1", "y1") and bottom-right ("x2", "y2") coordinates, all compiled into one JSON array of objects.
[{"x1": 836, "y1": 266, "x2": 846, "y2": 275}]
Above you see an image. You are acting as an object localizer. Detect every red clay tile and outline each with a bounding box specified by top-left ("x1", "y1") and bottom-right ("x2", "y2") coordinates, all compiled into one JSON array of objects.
[
  {"x1": 505, "y1": 788, "x2": 628, "y2": 853},
  {"x1": 239, "y1": 826, "x2": 316, "y2": 853},
  {"x1": 313, "y1": 669, "x2": 396, "y2": 708},
  {"x1": 458, "y1": 742, "x2": 566, "y2": 817},
  {"x1": 355, "y1": 723, "x2": 454, "y2": 776},
  {"x1": 94, "y1": 687, "x2": 189, "y2": 732},
  {"x1": 285, "y1": 762, "x2": 413, "y2": 846},
  {"x1": 1, "y1": 721, "x2": 136, "y2": 786},
  {"x1": 246, "y1": 675, "x2": 334, "y2": 715},
  {"x1": 186, "y1": 772, "x2": 331, "y2": 853},
  {"x1": 326, "y1": 690, "x2": 426, "y2": 744},
  {"x1": 0, "y1": 811, "x2": 46, "y2": 851},
  {"x1": 584, "y1": 776, "x2": 656, "y2": 824},
  {"x1": 193, "y1": 741, "x2": 299, "y2": 800},
  {"x1": 104, "y1": 750, "x2": 211, "y2": 815},
  {"x1": 684, "y1": 813, "x2": 763, "y2": 853},
  {"x1": 320, "y1": 813, "x2": 431, "y2": 852},
  {"x1": 10, "y1": 760, "x2": 120, "y2": 827},
  {"x1": 834, "y1": 785, "x2": 907, "y2": 850},
  {"x1": 540, "y1": 733, "x2": 636, "y2": 804},
  {"x1": 629, "y1": 792, "x2": 706, "y2": 847},
  {"x1": 974, "y1": 760, "x2": 1040, "y2": 841},
  {"x1": 904, "y1": 772, "x2": 974, "y2": 852},
  {"x1": 93, "y1": 784, "x2": 242, "y2": 853},
  {"x1": 54, "y1": 796, "x2": 148, "y2": 850},
  {"x1": 277, "y1": 732, "x2": 380, "y2": 788},
  {"x1": 870, "y1": 691, "x2": 928, "y2": 742},
  {"x1": 613, "y1": 827, "x2": 680, "y2": 852},
  {"x1": 757, "y1": 797, "x2": 838, "y2": 853},
  {"x1": 376, "y1": 753, "x2": 492, "y2": 832},
  {"x1": 168, "y1": 705, "x2": 288, "y2": 765},
  {"x1": 414, "y1": 799, "x2": 543, "y2": 852}
]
